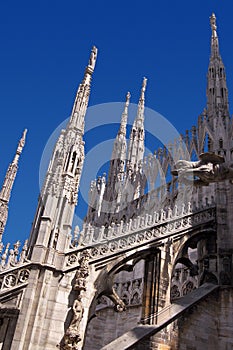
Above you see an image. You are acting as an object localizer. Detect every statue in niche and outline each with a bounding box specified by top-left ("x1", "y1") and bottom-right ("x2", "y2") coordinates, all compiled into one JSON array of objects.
[{"x1": 171, "y1": 152, "x2": 233, "y2": 185}]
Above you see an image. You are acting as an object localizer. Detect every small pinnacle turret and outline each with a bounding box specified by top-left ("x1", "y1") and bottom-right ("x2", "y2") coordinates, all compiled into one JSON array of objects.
[
  {"x1": 0, "y1": 129, "x2": 27, "y2": 241},
  {"x1": 112, "y1": 91, "x2": 131, "y2": 161},
  {"x1": 127, "y1": 77, "x2": 147, "y2": 170},
  {"x1": 106, "y1": 92, "x2": 131, "y2": 204}
]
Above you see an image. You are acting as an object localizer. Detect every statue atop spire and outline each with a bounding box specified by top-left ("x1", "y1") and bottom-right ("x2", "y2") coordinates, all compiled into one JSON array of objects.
[
  {"x1": 69, "y1": 46, "x2": 98, "y2": 131},
  {"x1": 136, "y1": 77, "x2": 147, "y2": 121},
  {"x1": 125, "y1": 91, "x2": 131, "y2": 108},
  {"x1": 87, "y1": 46, "x2": 98, "y2": 71},
  {"x1": 210, "y1": 13, "x2": 220, "y2": 58},
  {"x1": 13, "y1": 129, "x2": 27, "y2": 164},
  {"x1": 0, "y1": 129, "x2": 27, "y2": 241},
  {"x1": 139, "y1": 77, "x2": 147, "y2": 104},
  {"x1": 210, "y1": 13, "x2": 217, "y2": 37},
  {"x1": 141, "y1": 77, "x2": 147, "y2": 94}
]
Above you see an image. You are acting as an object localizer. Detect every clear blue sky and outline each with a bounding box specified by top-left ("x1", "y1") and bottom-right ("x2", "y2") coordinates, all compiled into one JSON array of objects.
[{"x1": 0, "y1": 0, "x2": 233, "y2": 245}]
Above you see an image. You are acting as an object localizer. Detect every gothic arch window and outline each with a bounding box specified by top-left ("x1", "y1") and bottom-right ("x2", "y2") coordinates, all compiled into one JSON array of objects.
[
  {"x1": 219, "y1": 138, "x2": 223, "y2": 149},
  {"x1": 65, "y1": 151, "x2": 72, "y2": 172},
  {"x1": 70, "y1": 151, "x2": 77, "y2": 173}
]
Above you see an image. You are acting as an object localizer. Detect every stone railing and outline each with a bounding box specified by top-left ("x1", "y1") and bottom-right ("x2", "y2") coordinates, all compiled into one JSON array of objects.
[
  {"x1": 75, "y1": 196, "x2": 215, "y2": 247},
  {"x1": 0, "y1": 265, "x2": 31, "y2": 293},
  {"x1": 0, "y1": 239, "x2": 30, "y2": 273},
  {"x1": 66, "y1": 198, "x2": 216, "y2": 265}
]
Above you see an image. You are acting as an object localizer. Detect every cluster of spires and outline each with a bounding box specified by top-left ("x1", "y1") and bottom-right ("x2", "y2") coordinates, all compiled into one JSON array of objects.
[{"x1": 0, "y1": 13, "x2": 230, "y2": 248}]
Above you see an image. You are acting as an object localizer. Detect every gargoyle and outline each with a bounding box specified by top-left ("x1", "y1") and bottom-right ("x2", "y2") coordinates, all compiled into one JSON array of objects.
[{"x1": 172, "y1": 152, "x2": 233, "y2": 185}]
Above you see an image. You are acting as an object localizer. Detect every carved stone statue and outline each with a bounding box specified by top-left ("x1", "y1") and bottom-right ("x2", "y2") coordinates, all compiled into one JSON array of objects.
[
  {"x1": 74, "y1": 251, "x2": 90, "y2": 291},
  {"x1": 210, "y1": 13, "x2": 217, "y2": 33},
  {"x1": 62, "y1": 296, "x2": 84, "y2": 350},
  {"x1": 69, "y1": 296, "x2": 84, "y2": 331},
  {"x1": 172, "y1": 152, "x2": 233, "y2": 185},
  {"x1": 88, "y1": 46, "x2": 97, "y2": 70}
]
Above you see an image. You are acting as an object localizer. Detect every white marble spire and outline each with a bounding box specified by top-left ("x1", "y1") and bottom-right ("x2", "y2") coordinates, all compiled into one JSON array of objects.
[
  {"x1": 206, "y1": 13, "x2": 229, "y2": 120},
  {"x1": 28, "y1": 47, "x2": 97, "y2": 263},
  {"x1": 0, "y1": 129, "x2": 27, "y2": 240}
]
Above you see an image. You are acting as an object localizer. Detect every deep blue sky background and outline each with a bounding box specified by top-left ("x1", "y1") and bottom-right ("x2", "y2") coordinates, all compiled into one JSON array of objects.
[{"x1": 0, "y1": 0, "x2": 233, "y2": 245}]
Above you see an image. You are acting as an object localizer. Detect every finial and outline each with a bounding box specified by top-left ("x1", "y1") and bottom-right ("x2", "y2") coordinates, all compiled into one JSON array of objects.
[
  {"x1": 210, "y1": 13, "x2": 217, "y2": 37},
  {"x1": 87, "y1": 46, "x2": 98, "y2": 71}
]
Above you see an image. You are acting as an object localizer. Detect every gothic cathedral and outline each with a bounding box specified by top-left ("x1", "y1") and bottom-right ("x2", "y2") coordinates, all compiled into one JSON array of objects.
[{"x1": 0, "y1": 14, "x2": 233, "y2": 350}]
